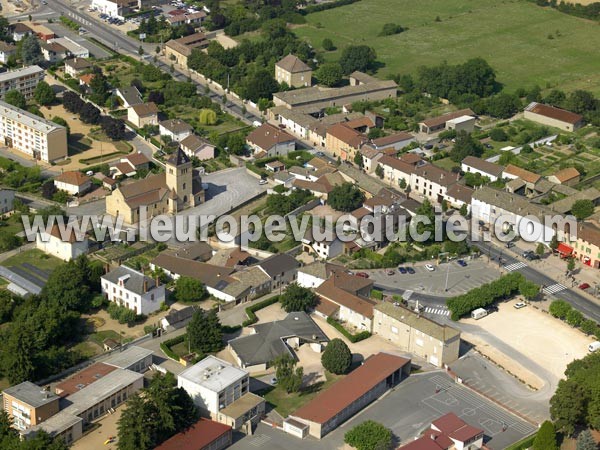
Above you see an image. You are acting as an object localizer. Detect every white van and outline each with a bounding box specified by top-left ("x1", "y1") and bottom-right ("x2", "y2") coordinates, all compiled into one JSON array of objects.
[
  {"x1": 471, "y1": 308, "x2": 488, "y2": 320},
  {"x1": 589, "y1": 341, "x2": 600, "y2": 352}
]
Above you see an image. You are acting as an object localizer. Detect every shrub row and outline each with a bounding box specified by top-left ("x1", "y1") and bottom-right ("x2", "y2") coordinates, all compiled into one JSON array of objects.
[
  {"x1": 549, "y1": 299, "x2": 600, "y2": 340},
  {"x1": 242, "y1": 296, "x2": 280, "y2": 327},
  {"x1": 301, "y1": 0, "x2": 360, "y2": 15},
  {"x1": 160, "y1": 334, "x2": 185, "y2": 360},
  {"x1": 327, "y1": 317, "x2": 371, "y2": 343},
  {"x1": 222, "y1": 324, "x2": 242, "y2": 334},
  {"x1": 447, "y1": 272, "x2": 524, "y2": 320}
]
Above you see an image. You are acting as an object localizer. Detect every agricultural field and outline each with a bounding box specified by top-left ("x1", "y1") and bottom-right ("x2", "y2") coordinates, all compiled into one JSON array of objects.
[{"x1": 294, "y1": 0, "x2": 600, "y2": 94}]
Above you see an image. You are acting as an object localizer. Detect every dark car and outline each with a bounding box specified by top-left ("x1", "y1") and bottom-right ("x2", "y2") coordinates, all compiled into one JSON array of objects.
[
  {"x1": 487, "y1": 304, "x2": 499, "y2": 313},
  {"x1": 525, "y1": 253, "x2": 540, "y2": 260},
  {"x1": 406, "y1": 267, "x2": 415, "y2": 274},
  {"x1": 522, "y1": 250, "x2": 533, "y2": 258},
  {"x1": 398, "y1": 266, "x2": 407, "y2": 274},
  {"x1": 457, "y1": 259, "x2": 467, "y2": 267},
  {"x1": 355, "y1": 272, "x2": 369, "y2": 278},
  {"x1": 505, "y1": 241, "x2": 515, "y2": 248},
  {"x1": 424, "y1": 143, "x2": 434, "y2": 150}
]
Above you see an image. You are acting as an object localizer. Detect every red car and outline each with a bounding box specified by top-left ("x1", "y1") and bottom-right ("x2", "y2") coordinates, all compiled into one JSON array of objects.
[
  {"x1": 355, "y1": 272, "x2": 370, "y2": 278},
  {"x1": 579, "y1": 283, "x2": 591, "y2": 290}
]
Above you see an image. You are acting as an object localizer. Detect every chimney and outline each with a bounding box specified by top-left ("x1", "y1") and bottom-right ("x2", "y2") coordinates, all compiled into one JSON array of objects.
[
  {"x1": 155, "y1": 275, "x2": 160, "y2": 287},
  {"x1": 143, "y1": 279, "x2": 148, "y2": 293},
  {"x1": 430, "y1": 434, "x2": 436, "y2": 441}
]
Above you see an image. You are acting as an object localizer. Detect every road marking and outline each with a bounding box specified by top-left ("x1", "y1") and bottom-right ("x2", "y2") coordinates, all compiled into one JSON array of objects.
[
  {"x1": 543, "y1": 283, "x2": 567, "y2": 294},
  {"x1": 503, "y1": 262, "x2": 527, "y2": 272},
  {"x1": 248, "y1": 435, "x2": 271, "y2": 447},
  {"x1": 425, "y1": 307, "x2": 451, "y2": 316}
]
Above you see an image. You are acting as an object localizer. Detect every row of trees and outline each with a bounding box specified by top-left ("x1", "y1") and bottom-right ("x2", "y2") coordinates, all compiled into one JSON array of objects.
[
  {"x1": 548, "y1": 299, "x2": 600, "y2": 339},
  {"x1": 446, "y1": 272, "x2": 535, "y2": 320},
  {"x1": 62, "y1": 91, "x2": 125, "y2": 140}
]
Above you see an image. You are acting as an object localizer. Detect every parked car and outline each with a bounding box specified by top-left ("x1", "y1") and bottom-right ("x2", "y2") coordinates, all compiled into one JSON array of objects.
[
  {"x1": 258, "y1": 179, "x2": 268, "y2": 185},
  {"x1": 487, "y1": 304, "x2": 499, "y2": 313},
  {"x1": 355, "y1": 272, "x2": 369, "y2": 278},
  {"x1": 514, "y1": 302, "x2": 527, "y2": 309},
  {"x1": 579, "y1": 283, "x2": 591, "y2": 290},
  {"x1": 398, "y1": 266, "x2": 407, "y2": 274},
  {"x1": 386, "y1": 269, "x2": 395, "y2": 276},
  {"x1": 457, "y1": 259, "x2": 467, "y2": 267},
  {"x1": 406, "y1": 267, "x2": 415, "y2": 274},
  {"x1": 505, "y1": 241, "x2": 515, "y2": 248},
  {"x1": 270, "y1": 377, "x2": 277, "y2": 385},
  {"x1": 525, "y1": 253, "x2": 540, "y2": 261},
  {"x1": 425, "y1": 264, "x2": 435, "y2": 271},
  {"x1": 522, "y1": 250, "x2": 533, "y2": 258}
]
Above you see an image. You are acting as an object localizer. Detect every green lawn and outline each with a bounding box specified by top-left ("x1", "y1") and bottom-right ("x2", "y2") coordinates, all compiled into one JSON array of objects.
[
  {"x1": 1, "y1": 249, "x2": 63, "y2": 272},
  {"x1": 295, "y1": 0, "x2": 600, "y2": 94},
  {"x1": 262, "y1": 372, "x2": 343, "y2": 417},
  {"x1": 87, "y1": 329, "x2": 123, "y2": 347},
  {"x1": 0, "y1": 214, "x2": 26, "y2": 236}
]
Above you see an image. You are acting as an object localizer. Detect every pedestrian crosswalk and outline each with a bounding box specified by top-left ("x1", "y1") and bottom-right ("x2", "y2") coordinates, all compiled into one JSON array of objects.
[
  {"x1": 543, "y1": 283, "x2": 567, "y2": 295},
  {"x1": 425, "y1": 307, "x2": 450, "y2": 316},
  {"x1": 503, "y1": 262, "x2": 528, "y2": 272}
]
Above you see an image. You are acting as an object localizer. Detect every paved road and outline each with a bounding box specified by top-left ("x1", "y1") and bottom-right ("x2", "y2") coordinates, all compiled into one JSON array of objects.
[{"x1": 0, "y1": 147, "x2": 59, "y2": 177}]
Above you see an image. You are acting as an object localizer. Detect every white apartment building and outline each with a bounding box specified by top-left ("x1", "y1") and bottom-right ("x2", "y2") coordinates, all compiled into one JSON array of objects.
[
  {"x1": 0, "y1": 100, "x2": 68, "y2": 162},
  {"x1": 101, "y1": 265, "x2": 165, "y2": 315},
  {"x1": 0, "y1": 65, "x2": 45, "y2": 99}
]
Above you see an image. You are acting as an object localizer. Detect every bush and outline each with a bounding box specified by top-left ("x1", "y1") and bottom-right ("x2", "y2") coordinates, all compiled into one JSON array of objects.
[
  {"x1": 321, "y1": 338, "x2": 352, "y2": 374},
  {"x1": 160, "y1": 334, "x2": 185, "y2": 360},
  {"x1": 345, "y1": 421, "x2": 392, "y2": 450},
  {"x1": 549, "y1": 300, "x2": 572, "y2": 319},
  {"x1": 371, "y1": 290, "x2": 383, "y2": 300},
  {"x1": 327, "y1": 317, "x2": 371, "y2": 343},
  {"x1": 489, "y1": 127, "x2": 508, "y2": 141}
]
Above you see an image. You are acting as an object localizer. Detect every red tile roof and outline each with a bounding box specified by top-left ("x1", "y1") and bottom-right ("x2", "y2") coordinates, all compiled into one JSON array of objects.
[
  {"x1": 420, "y1": 109, "x2": 475, "y2": 128},
  {"x1": 292, "y1": 353, "x2": 410, "y2": 424},
  {"x1": 525, "y1": 102, "x2": 583, "y2": 125},
  {"x1": 154, "y1": 418, "x2": 231, "y2": 450},
  {"x1": 551, "y1": 167, "x2": 580, "y2": 183},
  {"x1": 503, "y1": 164, "x2": 541, "y2": 184},
  {"x1": 431, "y1": 413, "x2": 483, "y2": 443},
  {"x1": 371, "y1": 132, "x2": 414, "y2": 147},
  {"x1": 246, "y1": 123, "x2": 295, "y2": 151},
  {"x1": 327, "y1": 123, "x2": 367, "y2": 149},
  {"x1": 55, "y1": 170, "x2": 90, "y2": 187}
]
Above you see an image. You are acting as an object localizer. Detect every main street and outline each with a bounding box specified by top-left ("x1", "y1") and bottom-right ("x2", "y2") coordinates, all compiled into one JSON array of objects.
[{"x1": 43, "y1": 0, "x2": 262, "y2": 124}]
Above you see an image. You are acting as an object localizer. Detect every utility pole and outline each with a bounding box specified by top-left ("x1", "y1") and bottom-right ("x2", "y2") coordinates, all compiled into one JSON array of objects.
[{"x1": 444, "y1": 260, "x2": 450, "y2": 292}]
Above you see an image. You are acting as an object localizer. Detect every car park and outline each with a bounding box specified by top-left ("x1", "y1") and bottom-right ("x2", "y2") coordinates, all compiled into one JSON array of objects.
[
  {"x1": 398, "y1": 266, "x2": 407, "y2": 274},
  {"x1": 425, "y1": 264, "x2": 435, "y2": 271},
  {"x1": 514, "y1": 302, "x2": 527, "y2": 309},
  {"x1": 457, "y1": 259, "x2": 467, "y2": 267}
]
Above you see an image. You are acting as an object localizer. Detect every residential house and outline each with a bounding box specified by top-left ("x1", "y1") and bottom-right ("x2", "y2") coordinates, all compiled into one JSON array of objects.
[
  {"x1": 373, "y1": 302, "x2": 460, "y2": 367},
  {"x1": 460, "y1": 156, "x2": 504, "y2": 182},
  {"x1": 275, "y1": 54, "x2": 312, "y2": 88},
  {"x1": 78, "y1": 73, "x2": 95, "y2": 89},
  {"x1": 377, "y1": 153, "x2": 424, "y2": 189},
  {"x1": 0, "y1": 188, "x2": 15, "y2": 215},
  {"x1": 292, "y1": 171, "x2": 346, "y2": 200},
  {"x1": 35, "y1": 224, "x2": 89, "y2": 261},
  {"x1": 399, "y1": 413, "x2": 484, "y2": 450},
  {"x1": 110, "y1": 152, "x2": 151, "y2": 179},
  {"x1": 160, "y1": 305, "x2": 199, "y2": 332},
  {"x1": 246, "y1": 123, "x2": 296, "y2": 157},
  {"x1": 128, "y1": 102, "x2": 159, "y2": 128},
  {"x1": 502, "y1": 164, "x2": 541, "y2": 193},
  {"x1": 91, "y1": 0, "x2": 137, "y2": 19},
  {"x1": 64, "y1": 58, "x2": 92, "y2": 78},
  {"x1": 0, "y1": 41, "x2": 16, "y2": 64},
  {"x1": 101, "y1": 265, "x2": 165, "y2": 315},
  {"x1": 54, "y1": 171, "x2": 92, "y2": 196},
  {"x1": 228, "y1": 312, "x2": 328, "y2": 372},
  {"x1": 154, "y1": 419, "x2": 231, "y2": 450},
  {"x1": 265, "y1": 160, "x2": 285, "y2": 173},
  {"x1": 21, "y1": 21, "x2": 55, "y2": 41},
  {"x1": 287, "y1": 353, "x2": 410, "y2": 439},
  {"x1": 296, "y1": 261, "x2": 344, "y2": 289},
  {"x1": 548, "y1": 167, "x2": 580, "y2": 186},
  {"x1": 314, "y1": 271, "x2": 375, "y2": 331},
  {"x1": 569, "y1": 221, "x2": 600, "y2": 269},
  {"x1": 411, "y1": 163, "x2": 460, "y2": 204},
  {"x1": 159, "y1": 119, "x2": 193, "y2": 142},
  {"x1": 177, "y1": 356, "x2": 265, "y2": 430},
  {"x1": 180, "y1": 134, "x2": 216, "y2": 161},
  {"x1": 165, "y1": 33, "x2": 208, "y2": 67},
  {"x1": 445, "y1": 183, "x2": 474, "y2": 211},
  {"x1": 115, "y1": 86, "x2": 143, "y2": 108},
  {"x1": 2, "y1": 382, "x2": 60, "y2": 431},
  {"x1": 256, "y1": 253, "x2": 300, "y2": 290},
  {"x1": 10, "y1": 23, "x2": 32, "y2": 41},
  {"x1": 106, "y1": 150, "x2": 204, "y2": 224},
  {"x1": 368, "y1": 132, "x2": 415, "y2": 151},
  {"x1": 301, "y1": 226, "x2": 344, "y2": 260},
  {"x1": 349, "y1": 71, "x2": 378, "y2": 86},
  {"x1": 325, "y1": 117, "x2": 373, "y2": 161},
  {"x1": 524, "y1": 102, "x2": 583, "y2": 132},
  {"x1": 0, "y1": 65, "x2": 45, "y2": 99},
  {"x1": 418, "y1": 109, "x2": 475, "y2": 134},
  {"x1": 41, "y1": 41, "x2": 68, "y2": 63},
  {"x1": 166, "y1": 11, "x2": 207, "y2": 26},
  {"x1": 50, "y1": 37, "x2": 89, "y2": 58}
]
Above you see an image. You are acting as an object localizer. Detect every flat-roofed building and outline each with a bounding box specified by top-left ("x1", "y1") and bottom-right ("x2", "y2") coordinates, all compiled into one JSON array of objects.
[
  {"x1": 419, "y1": 109, "x2": 475, "y2": 134},
  {"x1": 23, "y1": 410, "x2": 82, "y2": 445},
  {"x1": 288, "y1": 352, "x2": 410, "y2": 438},
  {"x1": 178, "y1": 356, "x2": 265, "y2": 430},
  {"x1": 0, "y1": 65, "x2": 44, "y2": 99},
  {"x1": 0, "y1": 100, "x2": 68, "y2": 162},
  {"x1": 54, "y1": 363, "x2": 117, "y2": 397},
  {"x1": 2, "y1": 382, "x2": 60, "y2": 431},
  {"x1": 373, "y1": 302, "x2": 460, "y2": 367},
  {"x1": 103, "y1": 345, "x2": 154, "y2": 373}
]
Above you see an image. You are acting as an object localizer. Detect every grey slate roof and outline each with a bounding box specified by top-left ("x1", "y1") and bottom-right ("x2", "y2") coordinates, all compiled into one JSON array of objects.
[
  {"x1": 166, "y1": 148, "x2": 191, "y2": 166},
  {"x1": 102, "y1": 265, "x2": 156, "y2": 296},
  {"x1": 257, "y1": 254, "x2": 299, "y2": 278},
  {"x1": 228, "y1": 312, "x2": 328, "y2": 366},
  {"x1": 3, "y1": 382, "x2": 58, "y2": 408}
]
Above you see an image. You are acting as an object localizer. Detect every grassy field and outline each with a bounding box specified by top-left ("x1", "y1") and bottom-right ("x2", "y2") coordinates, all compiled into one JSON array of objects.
[
  {"x1": 1, "y1": 249, "x2": 62, "y2": 272},
  {"x1": 294, "y1": 0, "x2": 600, "y2": 94}
]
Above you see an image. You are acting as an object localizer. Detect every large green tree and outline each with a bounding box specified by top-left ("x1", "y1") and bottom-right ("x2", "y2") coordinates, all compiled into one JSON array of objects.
[
  {"x1": 344, "y1": 421, "x2": 393, "y2": 450},
  {"x1": 576, "y1": 429, "x2": 597, "y2": 450},
  {"x1": 339, "y1": 45, "x2": 377, "y2": 74},
  {"x1": 316, "y1": 62, "x2": 343, "y2": 87},
  {"x1": 450, "y1": 130, "x2": 484, "y2": 162},
  {"x1": 280, "y1": 284, "x2": 317, "y2": 313},
  {"x1": 20, "y1": 34, "x2": 42, "y2": 65},
  {"x1": 174, "y1": 276, "x2": 207, "y2": 303},
  {"x1": 273, "y1": 353, "x2": 303, "y2": 393},
  {"x1": 187, "y1": 309, "x2": 223, "y2": 354},
  {"x1": 5, "y1": 90, "x2": 26, "y2": 110},
  {"x1": 571, "y1": 199, "x2": 595, "y2": 221},
  {"x1": 321, "y1": 338, "x2": 352, "y2": 374},
  {"x1": 328, "y1": 182, "x2": 365, "y2": 212},
  {"x1": 34, "y1": 81, "x2": 56, "y2": 106}
]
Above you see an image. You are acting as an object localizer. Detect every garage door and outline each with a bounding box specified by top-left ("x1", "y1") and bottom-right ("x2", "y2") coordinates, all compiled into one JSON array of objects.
[{"x1": 429, "y1": 355, "x2": 439, "y2": 367}]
